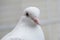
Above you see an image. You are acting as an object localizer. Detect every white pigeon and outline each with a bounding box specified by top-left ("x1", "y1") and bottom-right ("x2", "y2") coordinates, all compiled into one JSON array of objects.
[{"x1": 1, "y1": 7, "x2": 45, "y2": 40}]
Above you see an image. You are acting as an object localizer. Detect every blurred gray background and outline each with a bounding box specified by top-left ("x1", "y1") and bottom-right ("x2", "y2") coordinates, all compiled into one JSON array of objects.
[{"x1": 0, "y1": 0, "x2": 60, "y2": 40}]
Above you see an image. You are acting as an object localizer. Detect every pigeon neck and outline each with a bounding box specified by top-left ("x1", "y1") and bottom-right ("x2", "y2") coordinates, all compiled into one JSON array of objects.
[{"x1": 19, "y1": 16, "x2": 37, "y2": 26}]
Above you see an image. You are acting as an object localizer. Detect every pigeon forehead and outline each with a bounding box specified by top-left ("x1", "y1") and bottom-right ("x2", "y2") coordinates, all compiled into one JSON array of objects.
[{"x1": 24, "y1": 7, "x2": 40, "y2": 17}]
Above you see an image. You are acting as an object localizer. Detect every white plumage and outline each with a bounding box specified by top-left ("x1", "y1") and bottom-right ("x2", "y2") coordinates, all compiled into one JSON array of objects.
[{"x1": 1, "y1": 7, "x2": 45, "y2": 40}]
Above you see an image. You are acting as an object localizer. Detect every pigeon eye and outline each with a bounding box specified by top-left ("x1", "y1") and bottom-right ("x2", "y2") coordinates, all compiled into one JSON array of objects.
[{"x1": 26, "y1": 12, "x2": 29, "y2": 17}]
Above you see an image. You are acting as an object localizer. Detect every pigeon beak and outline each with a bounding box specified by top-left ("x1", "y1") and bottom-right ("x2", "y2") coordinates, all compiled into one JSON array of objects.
[{"x1": 32, "y1": 17, "x2": 40, "y2": 25}]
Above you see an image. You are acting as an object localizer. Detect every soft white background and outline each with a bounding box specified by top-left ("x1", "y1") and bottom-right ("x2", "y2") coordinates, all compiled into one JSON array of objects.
[{"x1": 0, "y1": 0, "x2": 60, "y2": 40}]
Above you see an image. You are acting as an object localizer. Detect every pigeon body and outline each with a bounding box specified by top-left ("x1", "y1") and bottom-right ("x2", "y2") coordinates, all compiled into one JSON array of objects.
[{"x1": 1, "y1": 7, "x2": 45, "y2": 40}]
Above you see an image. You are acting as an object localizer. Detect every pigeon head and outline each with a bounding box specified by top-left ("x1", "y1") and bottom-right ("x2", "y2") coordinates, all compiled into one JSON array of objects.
[{"x1": 24, "y1": 7, "x2": 40, "y2": 25}]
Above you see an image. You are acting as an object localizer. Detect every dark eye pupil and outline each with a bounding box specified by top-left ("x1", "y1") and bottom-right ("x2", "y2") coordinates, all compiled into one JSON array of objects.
[{"x1": 26, "y1": 12, "x2": 29, "y2": 17}]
